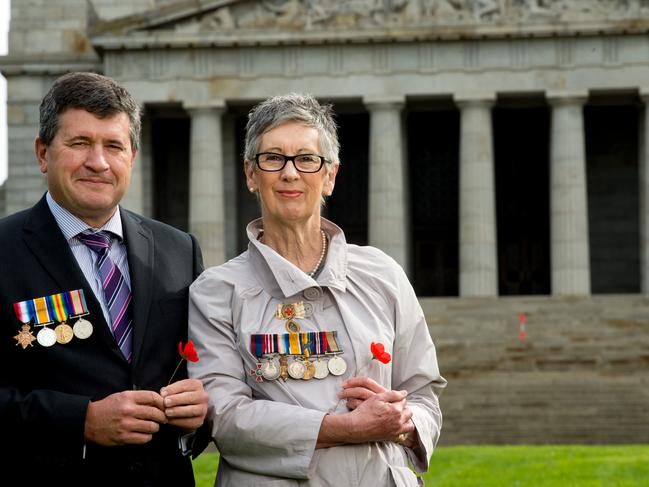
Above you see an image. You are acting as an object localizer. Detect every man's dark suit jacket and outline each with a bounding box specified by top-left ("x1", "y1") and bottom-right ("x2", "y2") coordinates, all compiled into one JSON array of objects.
[{"x1": 0, "y1": 195, "x2": 205, "y2": 486}]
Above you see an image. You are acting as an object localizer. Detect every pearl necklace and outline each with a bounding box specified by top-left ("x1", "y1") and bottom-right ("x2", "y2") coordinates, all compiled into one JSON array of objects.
[{"x1": 307, "y1": 230, "x2": 328, "y2": 277}]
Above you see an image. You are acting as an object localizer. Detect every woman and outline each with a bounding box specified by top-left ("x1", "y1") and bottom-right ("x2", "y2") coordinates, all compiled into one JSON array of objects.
[{"x1": 188, "y1": 93, "x2": 446, "y2": 486}]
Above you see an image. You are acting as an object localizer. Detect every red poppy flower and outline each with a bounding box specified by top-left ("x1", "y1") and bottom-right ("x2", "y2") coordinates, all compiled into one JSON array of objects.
[
  {"x1": 370, "y1": 342, "x2": 391, "y2": 364},
  {"x1": 178, "y1": 340, "x2": 199, "y2": 362},
  {"x1": 168, "y1": 340, "x2": 200, "y2": 385}
]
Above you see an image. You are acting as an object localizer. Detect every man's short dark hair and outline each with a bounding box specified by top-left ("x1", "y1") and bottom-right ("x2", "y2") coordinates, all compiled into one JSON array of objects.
[{"x1": 39, "y1": 72, "x2": 141, "y2": 151}]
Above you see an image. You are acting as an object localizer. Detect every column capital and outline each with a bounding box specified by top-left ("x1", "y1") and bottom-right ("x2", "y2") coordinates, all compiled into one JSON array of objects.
[
  {"x1": 183, "y1": 99, "x2": 227, "y2": 113},
  {"x1": 546, "y1": 90, "x2": 588, "y2": 106},
  {"x1": 363, "y1": 95, "x2": 406, "y2": 110},
  {"x1": 639, "y1": 88, "x2": 649, "y2": 102},
  {"x1": 454, "y1": 92, "x2": 496, "y2": 107}
]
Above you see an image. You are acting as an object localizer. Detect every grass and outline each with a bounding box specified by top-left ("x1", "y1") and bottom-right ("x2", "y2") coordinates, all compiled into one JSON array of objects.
[{"x1": 192, "y1": 444, "x2": 649, "y2": 486}]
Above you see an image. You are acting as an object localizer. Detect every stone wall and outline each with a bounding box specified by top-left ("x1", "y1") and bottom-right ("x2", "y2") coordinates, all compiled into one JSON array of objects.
[{"x1": 426, "y1": 295, "x2": 649, "y2": 444}]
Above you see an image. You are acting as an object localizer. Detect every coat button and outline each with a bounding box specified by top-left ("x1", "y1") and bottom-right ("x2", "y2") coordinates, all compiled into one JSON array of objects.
[{"x1": 303, "y1": 287, "x2": 322, "y2": 300}]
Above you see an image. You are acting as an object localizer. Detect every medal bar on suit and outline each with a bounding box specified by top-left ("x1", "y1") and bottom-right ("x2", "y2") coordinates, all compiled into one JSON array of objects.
[{"x1": 12, "y1": 289, "x2": 93, "y2": 349}]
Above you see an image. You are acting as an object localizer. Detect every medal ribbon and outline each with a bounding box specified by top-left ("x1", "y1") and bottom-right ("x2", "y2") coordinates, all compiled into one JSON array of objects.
[
  {"x1": 47, "y1": 293, "x2": 69, "y2": 323},
  {"x1": 251, "y1": 331, "x2": 334, "y2": 357},
  {"x1": 33, "y1": 297, "x2": 53, "y2": 325},
  {"x1": 13, "y1": 289, "x2": 89, "y2": 328},
  {"x1": 326, "y1": 331, "x2": 343, "y2": 353},
  {"x1": 64, "y1": 289, "x2": 89, "y2": 317},
  {"x1": 13, "y1": 300, "x2": 35, "y2": 325}
]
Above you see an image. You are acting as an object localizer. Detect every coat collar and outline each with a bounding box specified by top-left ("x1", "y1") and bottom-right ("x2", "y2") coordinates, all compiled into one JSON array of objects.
[{"x1": 246, "y1": 217, "x2": 348, "y2": 298}]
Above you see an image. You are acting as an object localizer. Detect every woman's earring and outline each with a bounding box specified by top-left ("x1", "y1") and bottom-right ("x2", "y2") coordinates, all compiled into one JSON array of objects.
[{"x1": 249, "y1": 187, "x2": 255, "y2": 193}]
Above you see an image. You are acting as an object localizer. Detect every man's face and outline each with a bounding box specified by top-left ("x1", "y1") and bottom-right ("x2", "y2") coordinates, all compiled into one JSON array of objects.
[{"x1": 36, "y1": 108, "x2": 137, "y2": 227}]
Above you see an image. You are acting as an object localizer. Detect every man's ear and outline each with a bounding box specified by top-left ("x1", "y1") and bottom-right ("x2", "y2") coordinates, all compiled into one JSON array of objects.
[{"x1": 35, "y1": 137, "x2": 49, "y2": 174}]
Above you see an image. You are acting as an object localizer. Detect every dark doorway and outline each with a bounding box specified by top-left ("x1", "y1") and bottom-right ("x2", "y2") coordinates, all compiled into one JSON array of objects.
[
  {"x1": 325, "y1": 111, "x2": 369, "y2": 246},
  {"x1": 151, "y1": 110, "x2": 190, "y2": 232},
  {"x1": 585, "y1": 101, "x2": 640, "y2": 293},
  {"x1": 493, "y1": 102, "x2": 551, "y2": 295},
  {"x1": 407, "y1": 106, "x2": 460, "y2": 297}
]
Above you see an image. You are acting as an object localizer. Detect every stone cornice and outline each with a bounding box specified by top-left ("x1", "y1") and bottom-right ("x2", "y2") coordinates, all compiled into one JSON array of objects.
[
  {"x1": 90, "y1": 20, "x2": 649, "y2": 51},
  {"x1": 0, "y1": 54, "x2": 101, "y2": 76}
]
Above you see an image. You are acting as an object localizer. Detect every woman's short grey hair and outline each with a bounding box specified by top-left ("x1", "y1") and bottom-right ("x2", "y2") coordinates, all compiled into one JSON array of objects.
[
  {"x1": 39, "y1": 72, "x2": 141, "y2": 152},
  {"x1": 244, "y1": 93, "x2": 340, "y2": 171}
]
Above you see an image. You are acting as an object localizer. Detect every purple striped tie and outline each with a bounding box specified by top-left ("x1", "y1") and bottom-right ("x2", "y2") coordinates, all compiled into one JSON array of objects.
[{"x1": 78, "y1": 231, "x2": 133, "y2": 362}]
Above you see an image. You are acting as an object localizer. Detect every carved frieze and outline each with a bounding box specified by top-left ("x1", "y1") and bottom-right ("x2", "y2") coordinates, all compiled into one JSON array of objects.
[{"x1": 170, "y1": 0, "x2": 649, "y2": 35}]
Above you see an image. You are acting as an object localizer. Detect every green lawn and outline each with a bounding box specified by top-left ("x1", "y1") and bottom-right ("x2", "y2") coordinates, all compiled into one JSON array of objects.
[{"x1": 192, "y1": 444, "x2": 649, "y2": 486}]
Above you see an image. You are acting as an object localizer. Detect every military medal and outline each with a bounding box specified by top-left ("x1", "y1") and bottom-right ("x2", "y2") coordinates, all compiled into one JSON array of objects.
[
  {"x1": 302, "y1": 360, "x2": 316, "y2": 380},
  {"x1": 285, "y1": 320, "x2": 300, "y2": 334},
  {"x1": 288, "y1": 359, "x2": 306, "y2": 379},
  {"x1": 276, "y1": 302, "x2": 305, "y2": 320},
  {"x1": 73, "y1": 317, "x2": 93, "y2": 339},
  {"x1": 279, "y1": 355, "x2": 289, "y2": 381},
  {"x1": 261, "y1": 356, "x2": 281, "y2": 380},
  {"x1": 14, "y1": 324, "x2": 37, "y2": 349},
  {"x1": 249, "y1": 363, "x2": 265, "y2": 382},
  {"x1": 66, "y1": 290, "x2": 93, "y2": 339},
  {"x1": 327, "y1": 355, "x2": 347, "y2": 376},
  {"x1": 325, "y1": 330, "x2": 347, "y2": 375},
  {"x1": 314, "y1": 358, "x2": 329, "y2": 379},
  {"x1": 55, "y1": 322, "x2": 74, "y2": 344},
  {"x1": 36, "y1": 326, "x2": 57, "y2": 347}
]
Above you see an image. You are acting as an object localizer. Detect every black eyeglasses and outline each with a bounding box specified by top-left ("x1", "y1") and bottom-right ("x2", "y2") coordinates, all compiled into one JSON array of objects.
[{"x1": 255, "y1": 152, "x2": 327, "y2": 173}]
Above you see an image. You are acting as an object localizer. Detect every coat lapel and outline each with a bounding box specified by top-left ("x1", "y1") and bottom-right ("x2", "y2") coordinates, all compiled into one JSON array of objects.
[
  {"x1": 120, "y1": 209, "x2": 154, "y2": 367},
  {"x1": 22, "y1": 196, "x2": 115, "y2": 349}
]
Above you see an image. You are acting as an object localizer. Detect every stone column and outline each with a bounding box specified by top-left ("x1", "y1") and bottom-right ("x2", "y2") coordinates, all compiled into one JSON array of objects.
[
  {"x1": 455, "y1": 93, "x2": 498, "y2": 297},
  {"x1": 547, "y1": 91, "x2": 590, "y2": 295},
  {"x1": 364, "y1": 95, "x2": 409, "y2": 273},
  {"x1": 639, "y1": 90, "x2": 649, "y2": 293},
  {"x1": 184, "y1": 100, "x2": 227, "y2": 268}
]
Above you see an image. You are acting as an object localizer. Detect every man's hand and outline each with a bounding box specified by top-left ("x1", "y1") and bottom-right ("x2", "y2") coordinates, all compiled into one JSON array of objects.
[
  {"x1": 161, "y1": 378, "x2": 208, "y2": 432},
  {"x1": 84, "y1": 390, "x2": 167, "y2": 446}
]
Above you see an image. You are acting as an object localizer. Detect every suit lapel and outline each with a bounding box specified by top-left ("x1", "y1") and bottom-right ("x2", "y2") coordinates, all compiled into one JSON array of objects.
[
  {"x1": 121, "y1": 209, "x2": 154, "y2": 367},
  {"x1": 22, "y1": 196, "x2": 115, "y2": 348}
]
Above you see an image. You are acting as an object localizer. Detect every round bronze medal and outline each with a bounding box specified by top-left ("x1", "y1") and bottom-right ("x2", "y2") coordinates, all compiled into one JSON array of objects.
[
  {"x1": 302, "y1": 361, "x2": 316, "y2": 380},
  {"x1": 55, "y1": 322, "x2": 74, "y2": 344}
]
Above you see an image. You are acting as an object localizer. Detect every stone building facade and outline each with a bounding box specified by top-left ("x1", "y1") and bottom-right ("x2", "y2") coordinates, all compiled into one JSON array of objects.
[{"x1": 2, "y1": 0, "x2": 649, "y2": 445}]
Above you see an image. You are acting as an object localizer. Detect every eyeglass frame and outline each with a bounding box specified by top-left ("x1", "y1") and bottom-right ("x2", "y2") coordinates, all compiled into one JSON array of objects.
[{"x1": 254, "y1": 152, "x2": 328, "y2": 173}]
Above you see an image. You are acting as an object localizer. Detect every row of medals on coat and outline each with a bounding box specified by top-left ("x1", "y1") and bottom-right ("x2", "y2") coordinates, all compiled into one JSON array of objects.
[
  {"x1": 13, "y1": 289, "x2": 94, "y2": 349},
  {"x1": 249, "y1": 302, "x2": 347, "y2": 382}
]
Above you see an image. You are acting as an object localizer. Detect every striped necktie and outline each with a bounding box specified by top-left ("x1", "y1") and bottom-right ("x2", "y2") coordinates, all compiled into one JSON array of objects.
[{"x1": 78, "y1": 231, "x2": 133, "y2": 362}]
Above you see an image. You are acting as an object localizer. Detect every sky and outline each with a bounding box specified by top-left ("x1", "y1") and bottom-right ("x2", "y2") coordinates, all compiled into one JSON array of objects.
[{"x1": 0, "y1": 0, "x2": 8, "y2": 183}]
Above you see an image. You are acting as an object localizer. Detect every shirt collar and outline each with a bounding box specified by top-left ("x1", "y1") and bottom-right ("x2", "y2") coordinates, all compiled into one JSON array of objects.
[
  {"x1": 46, "y1": 191, "x2": 124, "y2": 242},
  {"x1": 246, "y1": 217, "x2": 347, "y2": 298}
]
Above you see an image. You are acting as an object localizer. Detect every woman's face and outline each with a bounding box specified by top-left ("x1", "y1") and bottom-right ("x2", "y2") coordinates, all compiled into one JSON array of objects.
[{"x1": 245, "y1": 121, "x2": 338, "y2": 227}]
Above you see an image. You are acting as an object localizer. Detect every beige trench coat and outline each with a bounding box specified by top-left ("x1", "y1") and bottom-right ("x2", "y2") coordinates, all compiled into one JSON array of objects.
[{"x1": 188, "y1": 218, "x2": 446, "y2": 487}]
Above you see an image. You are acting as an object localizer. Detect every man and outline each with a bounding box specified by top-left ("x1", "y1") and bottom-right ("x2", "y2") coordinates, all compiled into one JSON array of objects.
[{"x1": 0, "y1": 72, "x2": 208, "y2": 486}]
